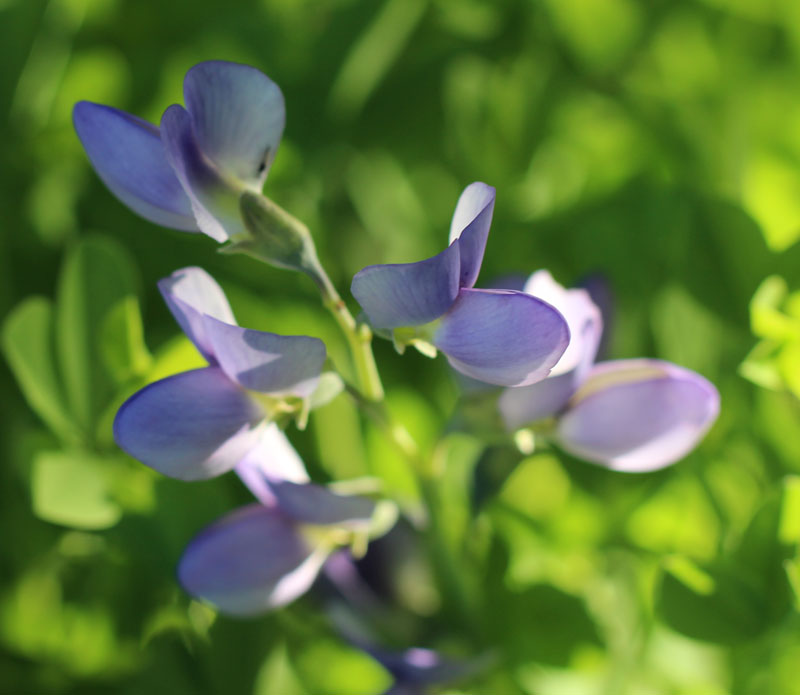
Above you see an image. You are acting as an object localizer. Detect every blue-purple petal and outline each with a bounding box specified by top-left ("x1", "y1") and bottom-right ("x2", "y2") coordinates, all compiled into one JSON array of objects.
[
  {"x1": 73, "y1": 101, "x2": 197, "y2": 231},
  {"x1": 113, "y1": 367, "x2": 264, "y2": 480},
  {"x1": 351, "y1": 243, "x2": 461, "y2": 329},
  {"x1": 183, "y1": 60, "x2": 285, "y2": 188},
  {"x1": 203, "y1": 317, "x2": 326, "y2": 397},
  {"x1": 556, "y1": 359, "x2": 720, "y2": 472},
  {"x1": 433, "y1": 288, "x2": 569, "y2": 387},
  {"x1": 178, "y1": 504, "x2": 325, "y2": 615},
  {"x1": 448, "y1": 182, "x2": 496, "y2": 288},
  {"x1": 268, "y1": 480, "x2": 376, "y2": 527},
  {"x1": 235, "y1": 424, "x2": 310, "y2": 505},
  {"x1": 160, "y1": 104, "x2": 242, "y2": 242},
  {"x1": 157, "y1": 266, "x2": 237, "y2": 362}
]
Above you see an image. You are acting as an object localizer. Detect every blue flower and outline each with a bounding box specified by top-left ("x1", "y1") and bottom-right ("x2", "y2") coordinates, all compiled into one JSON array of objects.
[
  {"x1": 179, "y1": 425, "x2": 386, "y2": 615},
  {"x1": 351, "y1": 183, "x2": 570, "y2": 386},
  {"x1": 113, "y1": 266, "x2": 325, "y2": 480},
  {"x1": 498, "y1": 271, "x2": 720, "y2": 471},
  {"x1": 73, "y1": 60, "x2": 284, "y2": 242}
]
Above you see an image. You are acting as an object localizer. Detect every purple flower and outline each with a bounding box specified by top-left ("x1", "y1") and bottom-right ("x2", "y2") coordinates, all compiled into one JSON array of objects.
[
  {"x1": 73, "y1": 60, "x2": 284, "y2": 242},
  {"x1": 113, "y1": 266, "x2": 325, "y2": 480},
  {"x1": 179, "y1": 425, "x2": 385, "y2": 616},
  {"x1": 498, "y1": 271, "x2": 720, "y2": 472},
  {"x1": 351, "y1": 183, "x2": 569, "y2": 386}
]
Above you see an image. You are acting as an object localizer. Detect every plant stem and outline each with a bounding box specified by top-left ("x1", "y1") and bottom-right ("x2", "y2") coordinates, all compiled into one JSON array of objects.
[
  {"x1": 313, "y1": 267, "x2": 384, "y2": 402},
  {"x1": 345, "y1": 384, "x2": 474, "y2": 627}
]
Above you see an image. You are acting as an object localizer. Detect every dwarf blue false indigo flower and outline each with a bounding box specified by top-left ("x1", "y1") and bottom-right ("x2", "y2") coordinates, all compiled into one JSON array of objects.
[
  {"x1": 73, "y1": 60, "x2": 284, "y2": 242},
  {"x1": 113, "y1": 266, "x2": 325, "y2": 480},
  {"x1": 498, "y1": 271, "x2": 720, "y2": 471},
  {"x1": 351, "y1": 183, "x2": 570, "y2": 386},
  {"x1": 179, "y1": 425, "x2": 390, "y2": 615}
]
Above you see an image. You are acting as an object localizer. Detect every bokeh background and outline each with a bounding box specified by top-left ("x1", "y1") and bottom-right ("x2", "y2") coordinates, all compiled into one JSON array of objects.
[{"x1": 3, "y1": 0, "x2": 800, "y2": 692}]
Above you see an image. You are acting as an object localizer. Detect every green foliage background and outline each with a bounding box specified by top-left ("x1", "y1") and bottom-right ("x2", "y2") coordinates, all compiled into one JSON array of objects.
[{"x1": 2, "y1": 0, "x2": 800, "y2": 693}]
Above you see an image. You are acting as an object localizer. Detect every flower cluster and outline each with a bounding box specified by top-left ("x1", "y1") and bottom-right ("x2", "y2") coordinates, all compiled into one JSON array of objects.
[
  {"x1": 74, "y1": 59, "x2": 720, "y2": 689},
  {"x1": 497, "y1": 271, "x2": 720, "y2": 471}
]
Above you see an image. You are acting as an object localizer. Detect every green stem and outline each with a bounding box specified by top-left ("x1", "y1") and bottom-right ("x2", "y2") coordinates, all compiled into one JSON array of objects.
[
  {"x1": 313, "y1": 268, "x2": 384, "y2": 402},
  {"x1": 235, "y1": 191, "x2": 384, "y2": 402},
  {"x1": 345, "y1": 384, "x2": 474, "y2": 627}
]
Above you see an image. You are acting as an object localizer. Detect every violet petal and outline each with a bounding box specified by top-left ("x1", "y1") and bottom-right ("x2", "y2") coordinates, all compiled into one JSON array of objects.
[
  {"x1": 183, "y1": 60, "x2": 285, "y2": 188},
  {"x1": 433, "y1": 288, "x2": 569, "y2": 387},
  {"x1": 113, "y1": 367, "x2": 264, "y2": 480},
  {"x1": 73, "y1": 101, "x2": 197, "y2": 231}
]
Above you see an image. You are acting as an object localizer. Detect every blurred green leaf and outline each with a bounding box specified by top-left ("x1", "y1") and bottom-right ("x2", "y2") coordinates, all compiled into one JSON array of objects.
[
  {"x1": 100, "y1": 294, "x2": 152, "y2": 384},
  {"x1": 55, "y1": 235, "x2": 138, "y2": 439},
  {"x1": 489, "y1": 583, "x2": 603, "y2": 667},
  {"x1": 657, "y1": 556, "x2": 769, "y2": 644},
  {"x1": 292, "y1": 638, "x2": 392, "y2": 695},
  {"x1": 31, "y1": 450, "x2": 122, "y2": 530},
  {"x1": 2, "y1": 296, "x2": 76, "y2": 442}
]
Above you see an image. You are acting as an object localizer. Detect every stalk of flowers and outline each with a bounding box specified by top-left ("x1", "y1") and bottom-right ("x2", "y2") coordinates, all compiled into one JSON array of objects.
[
  {"x1": 351, "y1": 184, "x2": 571, "y2": 387},
  {"x1": 73, "y1": 59, "x2": 385, "y2": 400},
  {"x1": 111, "y1": 266, "x2": 395, "y2": 613},
  {"x1": 496, "y1": 271, "x2": 720, "y2": 471}
]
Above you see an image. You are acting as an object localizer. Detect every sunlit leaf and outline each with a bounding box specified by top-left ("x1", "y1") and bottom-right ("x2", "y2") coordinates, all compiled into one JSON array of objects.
[
  {"x1": 2, "y1": 296, "x2": 76, "y2": 442},
  {"x1": 31, "y1": 450, "x2": 122, "y2": 530},
  {"x1": 55, "y1": 235, "x2": 138, "y2": 439}
]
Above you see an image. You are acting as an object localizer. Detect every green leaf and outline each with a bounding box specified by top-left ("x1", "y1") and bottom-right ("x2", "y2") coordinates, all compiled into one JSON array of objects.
[
  {"x1": 31, "y1": 450, "x2": 122, "y2": 530},
  {"x1": 100, "y1": 294, "x2": 152, "y2": 384},
  {"x1": 2, "y1": 297, "x2": 76, "y2": 442},
  {"x1": 657, "y1": 556, "x2": 769, "y2": 644},
  {"x1": 55, "y1": 235, "x2": 138, "y2": 438},
  {"x1": 292, "y1": 638, "x2": 391, "y2": 695}
]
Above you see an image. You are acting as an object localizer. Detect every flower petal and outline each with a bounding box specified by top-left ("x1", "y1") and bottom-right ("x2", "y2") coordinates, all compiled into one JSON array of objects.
[
  {"x1": 235, "y1": 423, "x2": 310, "y2": 505},
  {"x1": 433, "y1": 288, "x2": 569, "y2": 387},
  {"x1": 178, "y1": 504, "x2": 326, "y2": 616},
  {"x1": 158, "y1": 266, "x2": 236, "y2": 362},
  {"x1": 523, "y1": 270, "x2": 603, "y2": 376},
  {"x1": 351, "y1": 243, "x2": 461, "y2": 329},
  {"x1": 183, "y1": 60, "x2": 285, "y2": 188},
  {"x1": 556, "y1": 359, "x2": 720, "y2": 472},
  {"x1": 448, "y1": 182, "x2": 495, "y2": 288},
  {"x1": 497, "y1": 370, "x2": 579, "y2": 430},
  {"x1": 113, "y1": 367, "x2": 264, "y2": 480},
  {"x1": 203, "y1": 317, "x2": 326, "y2": 397},
  {"x1": 268, "y1": 480, "x2": 376, "y2": 528},
  {"x1": 160, "y1": 104, "x2": 242, "y2": 242},
  {"x1": 498, "y1": 272, "x2": 604, "y2": 428},
  {"x1": 73, "y1": 101, "x2": 197, "y2": 230}
]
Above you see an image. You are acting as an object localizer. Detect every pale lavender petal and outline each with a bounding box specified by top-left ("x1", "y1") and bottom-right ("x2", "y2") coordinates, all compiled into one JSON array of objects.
[
  {"x1": 498, "y1": 272, "x2": 604, "y2": 428},
  {"x1": 160, "y1": 104, "x2": 242, "y2": 242},
  {"x1": 203, "y1": 316, "x2": 325, "y2": 397},
  {"x1": 157, "y1": 266, "x2": 236, "y2": 362},
  {"x1": 433, "y1": 288, "x2": 569, "y2": 387},
  {"x1": 497, "y1": 370, "x2": 579, "y2": 430},
  {"x1": 73, "y1": 101, "x2": 197, "y2": 231},
  {"x1": 448, "y1": 182, "x2": 495, "y2": 288},
  {"x1": 556, "y1": 359, "x2": 720, "y2": 472},
  {"x1": 235, "y1": 423, "x2": 310, "y2": 505},
  {"x1": 523, "y1": 270, "x2": 603, "y2": 376},
  {"x1": 351, "y1": 243, "x2": 461, "y2": 329},
  {"x1": 113, "y1": 367, "x2": 264, "y2": 480},
  {"x1": 178, "y1": 504, "x2": 326, "y2": 616},
  {"x1": 184, "y1": 60, "x2": 285, "y2": 188},
  {"x1": 268, "y1": 480, "x2": 376, "y2": 528}
]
